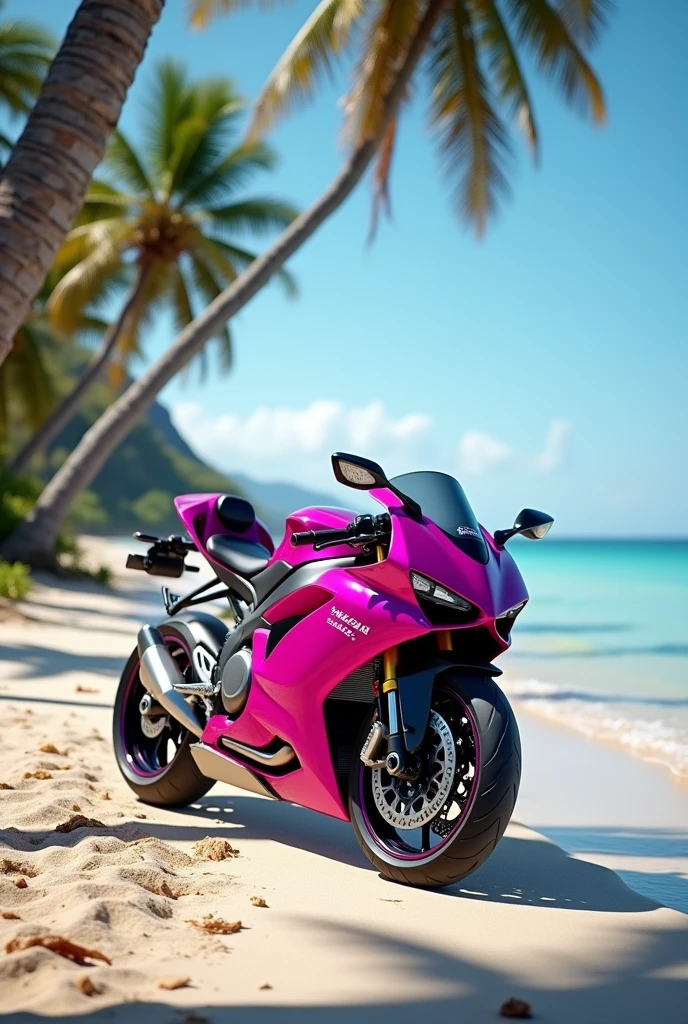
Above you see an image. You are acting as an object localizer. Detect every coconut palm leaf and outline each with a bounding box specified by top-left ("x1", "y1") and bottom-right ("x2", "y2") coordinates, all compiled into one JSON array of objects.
[
  {"x1": 209, "y1": 236, "x2": 298, "y2": 297},
  {"x1": 474, "y1": 0, "x2": 538, "y2": 154},
  {"x1": 504, "y1": 0, "x2": 605, "y2": 121},
  {"x1": 555, "y1": 0, "x2": 612, "y2": 46},
  {"x1": 205, "y1": 197, "x2": 298, "y2": 236},
  {"x1": 105, "y1": 130, "x2": 155, "y2": 197},
  {"x1": 0, "y1": 5, "x2": 55, "y2": 118},
  {"x1": 187, "y1": 253, "x2": 234, "y2": 377},
  {"x1": 49, "y1": 223, "x2": 130, "y2": 333},
  {"x1": 179, "y1": 141, "x2": 276, "y2": 207},
  {"x1": 188, "y1": 0, "x2": 283, "y2": 30},
  {"x1": 0, "y1": 321, "x2": 55, "y2": 444},
  {"x1": 428, "y1": 2, "x2": 511, "y2": 235},
  {"x1": 343, "y1": 0, "x2": 420, "y2": 146},
  {"x1": 249, "y1": 0, "x2": 366, "y2": 139}
]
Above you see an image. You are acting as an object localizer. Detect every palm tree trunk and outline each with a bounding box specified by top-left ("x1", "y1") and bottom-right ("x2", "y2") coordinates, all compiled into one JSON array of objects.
[
  {"x1": 0, "y1": 0, "x2": 165, "y2": 369},
  {"x1": 0, "y1": 0, "x2": 448, "y2": 570},
  {"x1": 9, "y1": 266, "x2": 151, "y2": 476}
]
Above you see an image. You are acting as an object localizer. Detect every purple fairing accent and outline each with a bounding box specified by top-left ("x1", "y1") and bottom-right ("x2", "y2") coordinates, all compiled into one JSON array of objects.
[
  {"x1": 120, "y1": 636, "x2": 190, "y2": 778},
  {"x1": 358, "y1": 689, "x2": 481, "y2": 862}
]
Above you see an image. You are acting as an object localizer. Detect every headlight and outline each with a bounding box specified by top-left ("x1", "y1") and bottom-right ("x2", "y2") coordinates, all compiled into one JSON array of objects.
[{"x1": 410, "y1": 572, "x2": 473, "y2": 611}]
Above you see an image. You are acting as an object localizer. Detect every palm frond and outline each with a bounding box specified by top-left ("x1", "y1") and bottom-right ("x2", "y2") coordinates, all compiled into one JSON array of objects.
[
  {"x1": 249, "y1": 0, "x2": 365, "y2": 139},
  {"x1": 104, "y1": 130, "x2": 154, "y2": 196},
  {"x1": 504, "y1": 0, "x2": 606, "y2": 122},
  {"x1": 179, "y1": 142, "x2": 276, "y2": 208},
  {"x1": 0, "y1": 322, "x2": 55, "y2": 441},
  {"x1": 166, "y1": 83, "x2": 244, "y2": 201},
  {"x1": 143, "y1": 59, "x2": 194, "y2": 180},
  {"x1": 428, "y1": 1, "x2": 511, "y2": 235},
  {"x1": 474, "y1": 0, "x2": 538, "y2": 154},
  {"x1": 204, "y1": 197, "x2": 298, "y2": 236},
  {"x1": 208, "y1": 236, "x2": 298, "y2": 297},
  {"x1": 187, "y1": 0, "x2": 284, "y2": 30},
  {"x1": 343, "y1": 0, "x2": 420, "y2": 146},
  {"x1": 186, "y1": 253, "x2": 234, "y2": 379},
  {"x1": 0, "y1": 15, "x2": 54, "y2": 116},
  {"x1": 369, "y1": 116, "x2": 398, "y2": 240},
  {"x1": 48, "y1": 226, "x2": 128, "y2": 334},
  {"x1": 555, "y1": 0, "x2": 613, "y2": 46}
]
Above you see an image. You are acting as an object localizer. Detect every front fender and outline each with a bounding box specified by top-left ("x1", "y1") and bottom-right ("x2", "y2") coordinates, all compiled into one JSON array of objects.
[{"x1": 398, "y1": 657, "x2": 502, "y2": 753}]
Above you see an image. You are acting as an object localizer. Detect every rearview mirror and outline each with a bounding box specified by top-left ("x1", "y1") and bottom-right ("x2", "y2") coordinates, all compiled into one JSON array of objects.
[
  {"x1": 332, "y1": 453, "x2": 387, "y2": 490},
  {"x1": 494, "y1": 508, "x2": 554, "y2": 547},
  {"x1": 331, "y1": 452, "x2": 423, "y2": 522}
]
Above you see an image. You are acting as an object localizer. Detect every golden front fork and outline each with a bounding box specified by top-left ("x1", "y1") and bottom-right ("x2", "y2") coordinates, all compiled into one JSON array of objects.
[{"x1": 437, "y1": 630, "x2": 453, "y2": 651}]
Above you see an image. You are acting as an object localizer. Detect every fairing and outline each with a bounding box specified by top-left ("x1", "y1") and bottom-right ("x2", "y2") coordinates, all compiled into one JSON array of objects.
[{"x1": 183, "y1": 486, "x2": 528, "y2": 822}]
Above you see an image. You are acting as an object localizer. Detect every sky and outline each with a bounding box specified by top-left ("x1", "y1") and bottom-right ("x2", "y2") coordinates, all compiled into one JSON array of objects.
[{"x1": 3, "y1": 0, "x2": 687, "y2": 536}]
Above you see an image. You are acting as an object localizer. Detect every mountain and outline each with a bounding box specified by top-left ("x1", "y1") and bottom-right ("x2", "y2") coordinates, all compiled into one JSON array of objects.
[
  {"x1": 49, "y1": 389, "x2": 357, "y2": 538},
  {"x1": 231, "y1": 473, "x2": 359, "y2": 536}
]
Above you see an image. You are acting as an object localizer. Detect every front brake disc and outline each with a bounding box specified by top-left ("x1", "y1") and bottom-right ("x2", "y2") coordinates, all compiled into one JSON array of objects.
[{"x1": 371, "y1": 710, "x2": 456, "y2": 830}]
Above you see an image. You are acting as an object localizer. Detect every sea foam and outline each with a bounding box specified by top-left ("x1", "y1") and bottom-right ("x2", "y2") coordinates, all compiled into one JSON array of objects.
[{"x1": 502, "y1": 678, "x2": 688, "y2": 781}]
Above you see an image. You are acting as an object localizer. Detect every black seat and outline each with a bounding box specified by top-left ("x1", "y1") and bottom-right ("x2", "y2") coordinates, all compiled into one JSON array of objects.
[
  {"x1": 206, "y1": 535, "x2": 271, "y2": 578},
  {"x1": 215, "y1": 494, "x2": 256, "y2": 533}
]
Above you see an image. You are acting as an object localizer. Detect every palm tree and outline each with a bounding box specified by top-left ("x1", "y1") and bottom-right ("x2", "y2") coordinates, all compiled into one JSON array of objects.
[
  {"x1": 2, "y1": 0, "x2": 611, "y2": 568},
  {"x1": 0, "y1": 0, "x2": 55, "y2": 160},
  {"x1": 0, "y1": 0, "x2": 165, "y2": 368},
  {"x1": 8, "y1": 59, "x2": 298, "y2": 477},
  {"x1": 0, "y1": 284, "x2": 106, "y2": 460}
]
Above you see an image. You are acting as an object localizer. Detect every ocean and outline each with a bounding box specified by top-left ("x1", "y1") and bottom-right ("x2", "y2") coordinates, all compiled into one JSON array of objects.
[{"x1": 500, "y1": 540, "x2": 688, "y2": 782}]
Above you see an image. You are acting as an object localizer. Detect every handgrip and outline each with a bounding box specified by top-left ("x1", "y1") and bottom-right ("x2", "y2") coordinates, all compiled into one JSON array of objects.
[
  {"x1": 291, "y1": 530, "x2": 317, "y2": 546},
  {"x1": 291, "y1": 527, "x2": 351, "y2": 547}
]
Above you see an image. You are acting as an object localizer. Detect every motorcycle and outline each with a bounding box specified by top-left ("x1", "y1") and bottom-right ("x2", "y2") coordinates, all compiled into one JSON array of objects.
[{"x1": 113, "y1": 452, "x2": 553, "y2": 888}]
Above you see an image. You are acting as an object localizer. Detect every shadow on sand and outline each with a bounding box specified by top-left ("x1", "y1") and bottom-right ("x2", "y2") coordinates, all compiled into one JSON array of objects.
[{"x1": 1, "y1": 912, "x2": 685, "y2": 1023}]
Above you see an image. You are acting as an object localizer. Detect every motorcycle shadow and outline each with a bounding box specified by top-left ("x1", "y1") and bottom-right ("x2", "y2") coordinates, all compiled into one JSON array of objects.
[{"x1": 145, "y1": 795, "x2": 657, "y2": 914}]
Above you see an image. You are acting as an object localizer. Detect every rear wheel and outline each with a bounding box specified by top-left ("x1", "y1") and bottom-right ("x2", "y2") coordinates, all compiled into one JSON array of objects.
[
  {"x1": 112, "y1": 626, "x2": 213, "y2": 807},
  {"x1": 349, "y1": 674, "x2": 520, "y2": 888}
]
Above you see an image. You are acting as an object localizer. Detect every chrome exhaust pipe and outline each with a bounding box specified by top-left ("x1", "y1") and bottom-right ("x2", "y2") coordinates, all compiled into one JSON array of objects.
[{"x1": 137, "y1": 625, "x2": 205, "y2": 738}]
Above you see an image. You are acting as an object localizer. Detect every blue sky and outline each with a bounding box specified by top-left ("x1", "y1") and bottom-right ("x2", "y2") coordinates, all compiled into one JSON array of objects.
[{"x1": 4, "y1": 0, "x2": 687, "y2": 535}]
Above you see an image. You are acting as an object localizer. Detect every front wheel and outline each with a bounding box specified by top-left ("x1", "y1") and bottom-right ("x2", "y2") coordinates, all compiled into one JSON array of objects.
[{"x1": 349, "y1": 674, "x2": 521, "y2": 888}]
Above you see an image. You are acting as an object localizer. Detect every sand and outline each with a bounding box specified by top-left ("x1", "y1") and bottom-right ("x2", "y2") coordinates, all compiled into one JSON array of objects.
[{"x1": 0, "y1": 537, "x2": 686, "y2": 1022}]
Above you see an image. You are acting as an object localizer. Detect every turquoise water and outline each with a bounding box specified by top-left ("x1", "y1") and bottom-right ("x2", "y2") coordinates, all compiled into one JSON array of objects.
[{"x1": 500, "y1": 541, "x2": 688, "y2": 780}]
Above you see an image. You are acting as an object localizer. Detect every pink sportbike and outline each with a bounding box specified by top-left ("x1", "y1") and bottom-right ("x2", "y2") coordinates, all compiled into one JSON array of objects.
[{"x1": 114, "y1": 453, "x2": 553, "y2": 888}]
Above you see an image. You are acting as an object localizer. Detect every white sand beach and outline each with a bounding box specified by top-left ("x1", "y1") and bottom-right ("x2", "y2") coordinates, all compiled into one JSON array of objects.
[{"x1": 0, "y1": 538, "x2": 686, "y2": 1022}]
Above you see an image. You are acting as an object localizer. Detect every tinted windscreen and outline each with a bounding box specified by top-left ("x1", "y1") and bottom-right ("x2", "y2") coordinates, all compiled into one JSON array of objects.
[{"x1": 390, "y1": 471, "x2": 489, "y2": 564}]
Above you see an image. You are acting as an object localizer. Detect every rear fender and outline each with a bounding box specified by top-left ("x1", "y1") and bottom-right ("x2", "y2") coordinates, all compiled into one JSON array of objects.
[{"x1": 398, "y1": 658, "x2": 502, "y2": 753}]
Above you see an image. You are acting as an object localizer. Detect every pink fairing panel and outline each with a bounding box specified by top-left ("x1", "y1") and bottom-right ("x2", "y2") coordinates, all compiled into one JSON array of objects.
[
  {"x1": 270, "y1": 506, "x2": 358, "y2": 566},
  {"x1": 174, "y1": 493, "x2": 275, "y2": 564},
  {"x1": 201, "y1": 556, "x2": 431, "y2": 820}
]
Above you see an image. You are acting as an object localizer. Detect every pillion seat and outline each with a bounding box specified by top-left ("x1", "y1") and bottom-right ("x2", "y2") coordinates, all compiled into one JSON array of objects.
[{"x1": 206, "y1": 495, "x2": 271, "y2": 579}]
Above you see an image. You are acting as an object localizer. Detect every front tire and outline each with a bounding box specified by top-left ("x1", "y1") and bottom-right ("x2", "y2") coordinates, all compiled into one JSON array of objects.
[
  {"x1": 112, "y1": 625, "x2": 213, "y2": 807},
  {"x1": 349, "y1": 674, "x2": 521, "y2": 888}
]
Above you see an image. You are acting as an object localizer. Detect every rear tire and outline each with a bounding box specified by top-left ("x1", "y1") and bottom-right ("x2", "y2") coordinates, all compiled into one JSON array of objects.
[
  {"x1": 112, "y1": 625, "x2": 214, "y2": 808},
  {"x1": 349, "y1": 673, "x2": 521, "y2": 888}
]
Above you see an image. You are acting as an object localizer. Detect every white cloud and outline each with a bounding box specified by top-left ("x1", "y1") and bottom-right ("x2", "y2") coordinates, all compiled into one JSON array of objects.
[
  {"x1": 534, "y1": 419, "x2": 572, "y2": 473},
  {"x1": 171, "y1": 399, "x2": 433, "y2": 487},
  {"x1": 459, "y1": 430, "x2": 514, "y2": 474}
]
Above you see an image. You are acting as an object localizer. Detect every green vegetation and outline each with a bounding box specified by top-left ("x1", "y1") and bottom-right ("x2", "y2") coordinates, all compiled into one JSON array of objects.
[
  {"x1": 0, "y1": 559, "x2": 31, "y2": 600},
  {"x1": 0, "y1": 0, "x2": 54, "y2": 158}
]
